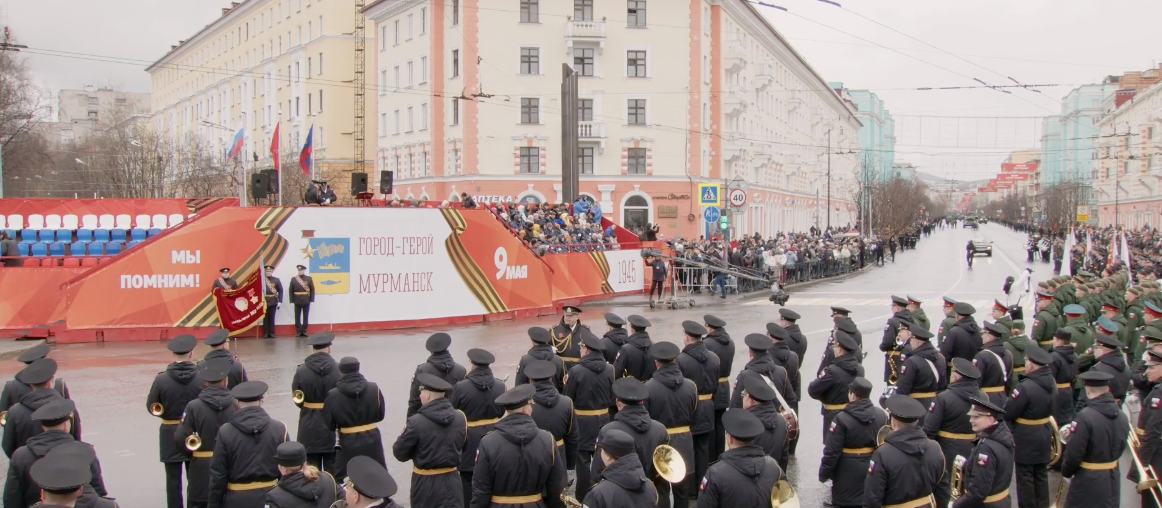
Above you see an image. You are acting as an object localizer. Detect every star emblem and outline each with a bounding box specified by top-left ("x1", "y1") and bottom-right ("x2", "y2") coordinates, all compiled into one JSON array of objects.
[{"x1": 302, "y1": 244, "x2": 317, "y2": 259}]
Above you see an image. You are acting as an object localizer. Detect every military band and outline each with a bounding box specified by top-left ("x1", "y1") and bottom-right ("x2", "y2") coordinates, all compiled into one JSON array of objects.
[
  {"x1": 323, "y1": 357, "x2": 387, "y2": 481},
  {"x1": 924, "y1": 358, "x2": 985, "y2": 508},
  {"x1": 1060, "y1": 371, "x2": 1128, "y2": 508},
  {"x1": 2, "y1": 358, "x2": 83, "y2": 461},
  {"x1": 881, "y1": 295, "x2": 916, "y2": 382},
  {"x1": 818, "y1": 378, "x2": 885, "y2": 508},
  {"x1": 600, "y1": 313, "x2": 629, "y2": 364},
  {"x1": 147, "y1": 334, "x2": 204, "y2": 508},
  {"x1": 201, "y1": 329, "x2": 247, "y2": 389},
  {"x1": 470, "y1": 384, "x2": 567, "y2": 508},
  {"x1": 976, "y1": 321, "x2": 1015, "y2": 406},
  {"x1": 449, "y1": 348, "x2": 507, "y2": 506},
  {"x1": 525, "y1": 360, "x2": 579, "y2": 474},
  {"x1": 777, "y1": 309, "x2": 808, "y2": 368},
  {"x1": 584, "y1": 428, "x2": 660, "y2": 508},
  {"x1": 291, "y1": 332, "x2": 340, "y2": 473},
  {"x1": 645, "y1": 341, "x2": 698, "y2": 508},
  {"x1": 564, "y1": 331, "x2": 614, "y2": 503},
  {"x1": 809, "y1": 331, "x2": 864, "y2": 441},
  {"x1": 262, "y1": 441, "x2": 339, "y2": 508},
  {"x1": 407, "y1": 333, "x2": 467, "y2": 417},
  {"x1": 740, "y1": 372, "x2": 790, "y2": 468},
  {"x1": 392, "y1": 373, "x2": 467, "y2": 508},
  {"x1": 614, "y1": 315, "x2": 656, "y2": 381},
  {"x1": 593, "y1": 378, "x2": 670, "y2": 504},
  {"x1": 696, "y1": 409, "x2": 783, "y2": 508},
  {"x1": 516, "y1": 327, "x2": 566, "y2": 390},
  {"x1": 207, "y1": 381, "x2": 289, "y2": 508},
  {"x1": 953, "y1": 396, "x2": 1015, "y2": 508},
  {"x1": 701, "y1": 314, "x2": 734, "y2": 462},
  {"x1": 863, "y1": 394, "x2": 945, "y2": 508},
  {"x1": 675, "y1": 320, "x2": 719, "y2": 491},
  {"x1": 174, "y1": 359, "x2": 237, "y2": 508},
  {"x1": 3, "y1": 398, "x2": 107, "y2": 508},
  {"x1": 0, "y1": 344, "x2": 71, "y2": 424},
  {"x1": 1005, "y1": 345, "x2": 1057, "y2": 508}
]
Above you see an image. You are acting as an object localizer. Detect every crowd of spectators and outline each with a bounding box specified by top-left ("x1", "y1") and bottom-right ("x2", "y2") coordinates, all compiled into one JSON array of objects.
[{"x1": 489, "y1": 197, "x2": 619, "y2": 255}]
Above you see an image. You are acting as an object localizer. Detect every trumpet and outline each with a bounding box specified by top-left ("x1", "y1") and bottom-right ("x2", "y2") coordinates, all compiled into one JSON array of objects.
[
  {"x1": 653, "y1": 444, "x2": 687, "y2": 483},
  {"x1": 150, "y1": 402, "x2": 164, "y2": 416},
  {"x1": 771, "y1": 479, "x2": 799, "y2": 508},
  {"x1": 561, "y1": 493, "x2": 584, "y2": 508},
  {"x1": 1128, "y1": 419, "x2": 1162, "y2": 504},
  {"x1": 185, "y1": 432, "x2": 202, "y2": 452},
  {"x1": 949, "y1": 455, "x2": 968, "y2": 501},
  {"x1": 292, "y1": 390, "x2": 306, "y2": 407}
]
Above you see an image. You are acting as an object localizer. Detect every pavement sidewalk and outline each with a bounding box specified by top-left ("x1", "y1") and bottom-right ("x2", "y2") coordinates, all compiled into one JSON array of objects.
[{"x1": 0, "y1": 339, "x2": 46, "y2": 361}]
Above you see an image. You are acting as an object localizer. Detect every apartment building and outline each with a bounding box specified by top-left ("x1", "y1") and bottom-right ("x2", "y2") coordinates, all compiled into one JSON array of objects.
[{"x1": 1095, "y1": 76, "x2": 1162, "y2": 228}]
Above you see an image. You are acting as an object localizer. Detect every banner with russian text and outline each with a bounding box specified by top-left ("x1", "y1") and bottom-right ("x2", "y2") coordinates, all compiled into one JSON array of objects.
[
  {"x1": 1002, "y1": 163, "x2": 1038, "y2": 173},
  {"x1": 213, "y1": 270, "x2": 266, "y2": 336}
]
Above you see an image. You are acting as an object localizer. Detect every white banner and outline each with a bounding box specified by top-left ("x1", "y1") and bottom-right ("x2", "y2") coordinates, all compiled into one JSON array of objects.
[{"x1": 602, "y1": 249, "x2": 645, "y2": 293}]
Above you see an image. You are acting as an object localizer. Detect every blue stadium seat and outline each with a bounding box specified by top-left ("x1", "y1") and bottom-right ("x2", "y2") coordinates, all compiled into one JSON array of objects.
[
  {"x1": 3, "y1": 229, "x2": 14, "y2": 240},
  {"x1": 126, "y1": 240, "x2": 143, "y2": 250},
  {"x1": 38, "y1": 230, "x2": 56, "y2": 243},
  {"x1": 76, "y1": 229, "x2": 93, "y2": 243},
  {"x1": 48, "y1": 242, "x2": 66, "y2": 257},
  {"x1": 110, "y1": 229, "x2": 127, "y2": 243},
  {"x1": 30, "y1": 243, "x2": 47, "y2": 257},
  {"x1": 56, "y1": 230, "x2": 72, "y2": 243},
  {"x1": 147, "y1": 228, "x2": 163, "y2": 238},
  {"x1": 17, "y1": 243, "x2": 28, "y2": 256},
  {"x1": 130, "y1": 228, "x2": 148, "y2": 242},
  {"x1": 21, "y1": 229, "x2": 37, "y2": 243},
  {"x1": 70, "y1": 242, "x2": 86, "y2": 256},
  {"x1": 106, "y1": 242, "x2": 123, "y2": 256},
  {"x1": 87, "y1": 242, "x2": 105, "y2": 256},
  {"x1": 93, "y1": 229, "x2": 110, "y2": 243}
]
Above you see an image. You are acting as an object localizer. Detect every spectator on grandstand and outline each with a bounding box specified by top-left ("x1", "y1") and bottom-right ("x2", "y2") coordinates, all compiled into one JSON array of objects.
[
  {"x1": 0, "y1": 232, "x2": 17, "y2": 267},
  {"x1": 460, "y1": 192, "x2": 477, "y2": 209},
  {"x1": 642, "y1": 223, "x2": 660, "y2": 241},
  {"x1": 573, "y1": 196, "x2": 591, "y2": 218}
]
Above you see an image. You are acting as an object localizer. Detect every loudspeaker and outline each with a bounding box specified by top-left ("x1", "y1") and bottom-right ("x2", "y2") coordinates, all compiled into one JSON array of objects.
[
  {"x1": 262, "y1": 169, "x2": 278, "y2": 194},
  {"x1": 380, "y1": 171, "x2": 394, "y2": 194},
  {"x1": 351, "y1": 172, "x2": 369, "y2": 195},
  {"x1": 250, "y1": 172, "x2": 269, "y2": 199}
]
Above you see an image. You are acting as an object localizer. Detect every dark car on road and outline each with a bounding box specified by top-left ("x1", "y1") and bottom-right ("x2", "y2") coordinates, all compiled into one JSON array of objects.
[{"x1": 968, "y1": 237, "x2": 993, "y2": 256}]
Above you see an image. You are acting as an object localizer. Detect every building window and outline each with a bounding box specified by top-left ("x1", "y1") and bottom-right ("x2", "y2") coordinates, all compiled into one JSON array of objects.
[
  {"x1": 407, "y1": 61, "x2": 414, "y2": 86},
  {"x1": 520, "y1": 48, "x2": 540, "y2": 75},
  {"x1": 627, "y1": 99, "x2": 646, "y2": 125},
  {"x1": 380, "y1": 70, "x2": 387, "y2": 94},
  {"x1": 520, "y1": 147, "x2": 540, "y2": 174},
  {"x1": 319, "y1": 53, "x2": 323, "y2": 74},
  {"x1": 452, "y1": 98, "x2": 459, "y2": 125},
  {"x1": 627, "y1": 1, "x2": 647, "y2": 27},
  {"x1": 407, "y1": 14, "x2": 414, "y2": 39},
  {"x1": 452, "y1": 49, "x2": 460, "y2": 78},
  {"x1": 573, "y1": 48, "x2": 594, "y2": 77},
  {"x1": 451, "y1": 148, "x2": 460, "y2": 174},
  {"x1": 623, "y1": 195, "x2": 649, "y2": 234},
  {"x1": 578, "y1": 99, "x2": 593, "y2": 121},
  {"x1": 319, "y1": 90, "x2": 323, "y2": 111},
  {"x1": 579, "y1": 147, "x2": 595, "y2": 174},
  {"x1": 574, "y1": 0, "x2": 593, "y2": 21},
  {"x1": 627, "y1": 148, "x2": 647, "y2": 174},
  {"x1": 420, "y1": 56, "x2": 428, "y2": 83},
  {"x1": 627, "y1": 50, "x2": 646, "y2": 77},
  {"x1": 421, "y1": 103, "x2": 428, "y2": 130},
  {"x1": 521, "y1": 98, "x2": 540, "y2": 124},
  {"x1": 407, "y1": 106, "x2": 414, "y2": 132},
  {"x1": 394, "y1": 20, "x2": 400, "y2": 45},
  {"x1": 393, "y1": 65, "x2": 400, "y2": 89},
  {"x1": 393, "y1": 109, "x2": 400, "y2": 134},
  {"x1": 380, "y1": 113, "x2": 387, "y2": 133},
  {"x1": 452, "y1": 0, "x2": 459, "y2": 25},
  {"x1": 521, "y1": 0, "x2": 539, "y2": 23},
  {"x1": 295, "y1": 96, "x2": 300, "y2": 116},
  {"x1": 421, "y1": 7, "x2": 427, "y2": 34}
]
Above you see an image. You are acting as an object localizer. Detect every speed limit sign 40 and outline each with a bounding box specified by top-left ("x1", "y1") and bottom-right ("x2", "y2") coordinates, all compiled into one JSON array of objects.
[{"x1": 728, "y1": 189, "x2": 747, "y2": 207}]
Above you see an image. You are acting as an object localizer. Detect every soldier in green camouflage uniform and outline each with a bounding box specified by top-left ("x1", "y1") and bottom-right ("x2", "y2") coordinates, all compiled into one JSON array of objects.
[
  {"x1": 1032, "y1": 291, "x2": 1058, "y2": 352},
  {"x1": 907, "y1": 295, "x2": 930, "y2": 332},
  {"x1": 1005, "y1": 320, "x2": 1032, "y2": 381}
]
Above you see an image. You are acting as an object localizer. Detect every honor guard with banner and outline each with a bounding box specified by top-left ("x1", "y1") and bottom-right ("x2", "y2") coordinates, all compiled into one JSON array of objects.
[
  {"x1": 3, "y1": 398, "x2": 108, "y2": 508},
  {"x1": 564, "y1": 332, "x2": 614, "y2": 503},
  {"x1": 701, "y1": 314, "x2": 734, "y2": 462},
  {"x1": 778, "y1": 309, "x2": 808, "y2": 368},
  {"x1": 2, "y1": 359, "x2": 83, "y2": 459},
  {"x1": 524, "y1": 360, "x2": 579, "y2": 477},
  {"x1": 1003, "y1": 345, "x2": 1057, "y2": 508},
  {"x1": 262, "y1": 265, "x2": 283, "y2": 338},
  {"x1": 202, "y1": 330, "x2": 247, "y2": 389},
  {"x1": 951, "y1": 396, "x2": 1015, "y2": 508},
  {"x1": 552, "y1": 305, "x2": 588, "y2": 365},
  {"x1": 808, "y1": 331, "x2": 864, "y2": 441},
  {"x1": 897, "y1": 322, "x2": 947, "y2": 411},
  {"x1": 147, "y1": 335, "x2": 204, "y2": 508},
  {"x1": 344, "y1": 456, "x2": 404, "y2": 508},
  {"x1": 583, "y1": 429, "x2": 659, "y2": 508},
  {"x1": 819, "y1": 378, "x2": 885, "y2": 508},
  {"x1": 740, "y1": 373, "x2": 790, "y2": 468},
  {"x1": 213, "y1": 268, "x2": 238, "y2": 292},
  {"x1": 697, "y1": 409, "x2": 784, "y2": 508},
  {"x1": 1060, "y1": 371, "x2": 1128, "y2": 508},
  {"x1": 262, "y1": 441, "x2": 339, "y2": 508},
  {"x1": 291, "y1": 332, "x2": 340, "y2": 473},
  {"x1": 863, "y1": 394, "x2": 945, "y2": 508},
  {"x1": 450, "y1": 349, "x2": 507, "y2": 506},
  {"x1": 175, "y1": 359, "x2": 237, "y2": 508},
  {"x1": 408, "y1": 333, "x2": 467, "y2": 417},
  {"x1": 516, "y1": 327, "x2": 565, "y2": 390},
  {"x1": 645, "y1": 341, "x2": 698, "y2": 508},
  {"x1": 323, "y1": 357, "x2": 387, "y2": 481},
  {"x1": 1132, "y1": 350, "x2": 1162, "y2": 508},
  {"x1": 615, "y1": 315, "x2": 656, "y2": 381},
  {"x1": 289, "y1": 265, "x2": 315, "y2": 338},
  {"x1": 976, "y1": 321, "x2": 1015, "y2": 406},
  {"x1": 392, "y1": 373, "x2": 467, "y2": 508},
  {"x1": 469, "y1": 384, "x2": 568, "y2": 508},
  {"x1": 592, "y1": 378, "x2": 670, "y2": 502},
  {"x1": 675, "y1": 320, "x2": 719, "y2": 491},
  {"x1": 207, "y1": 381, "x2": 289, "y2": 508},
  {"x1": 924, "y1": 358, "x2": 985, "y2": 508},
  {"x1": 881, "y1": 295, "x2": 916, "y2": 382},
  {"x1": 600, "y1": 313, "x2": 629, "y2": 364},
  {"x1": 209, "y1": 270, "x2": 268, "y2": 338},
  {"x1": 1, "y1": 344, "x2": 70, "y2": 424}
]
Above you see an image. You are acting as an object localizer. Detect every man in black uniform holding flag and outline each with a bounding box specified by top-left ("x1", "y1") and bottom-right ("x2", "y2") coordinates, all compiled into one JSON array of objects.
[
  {"x1": 147, "y1": 334, "x2": 204, "y2": 508},
  {"x1": 291, "y1": 332, "x2": 339, "y2": 472},
  {"x1": 564, "y1": 332, "x2": 613, "y2": 503},
  {"x1": 175, "y1": 359, "x2": 236, "y2": 508},
  {"x1": 449, "y1": 348, "x2": 506, "y2": 506},
  {"x1": 261, "y1": 265, "x2": 282, "y2": 338},
  {"x1": 208, "y1": 381, "x2": 288, "y2": 508},
  {"x1": 289, "y1": 265, "x2": 314, "y2": 338},
  {"x1": 213, "y1": 268, "x2": 237, "y2": 292}
]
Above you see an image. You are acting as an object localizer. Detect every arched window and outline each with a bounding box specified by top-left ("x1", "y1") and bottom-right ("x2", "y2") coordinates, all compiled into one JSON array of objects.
[
  {"x1": 517, "y1": 194, "x2": 543, "y2": 205},
  {"x1": 623, "y1": 195, "x2": 649, "y2": 235}
]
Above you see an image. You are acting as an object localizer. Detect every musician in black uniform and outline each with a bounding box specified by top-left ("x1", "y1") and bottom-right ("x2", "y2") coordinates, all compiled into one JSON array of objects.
[
  {"x1": 1078, "y1": 331, "x2": 1128, "y2": 409},
  {"x1": 1133, "y1": 350, "x2": 1162, "y2": 508},
  {"x1": 1050, "y1": 328, "x2": 1079, "y2": 425},
  {"x1": 1004, "y1": 345, "x2": 1057, "y2": 508},
  {"x1": 766, "y1": 323, "x2": 801, "y2": 445},
  {"x1": 516, "y1": 327, "x2": 565, "y2": 390},
  {"x1": 819, "y1": 378, "x2": 886, "y2": 508},
  {"x1": 592, "y1": 378, "x2": 669, "y2": 501},
  {"x1": 213, "y1": 268, "x2": 238, "y2": 291},
  {"x1": 551, "y1": 305, "x2": 587, "y2": 365},
  {"x1": 863, "y1": 394, "x2": 945, "y2": 508},
  {"x1": 392, "y1": 373, "x2": 467, "y2": 508},
  {"x1": 942, "y1": 302, "x2": 984, "y2": 367},
  {"x1": 1060, "y1": 371, "x2": 1128, "y2": 508},
  {"x1": 953, "y1": 396, "x2": 1016, "y2": 508},
  {"x1": 600, "y1": 313, "x2": 628, "y2": 364},
  {"x1": 289, "y1": 265, "x2": 315, "y2": 337},
  {"x1": 740, "y1": 372, "x2": 789, "y2": 469},
  {"x1": 2, "y1": 359, "x2": 82, "y2": 459},
  {"x1": 818, "y1": 317, "x2": 862, "y2": 377},
  {"x1": 614, "y1": 315, "x2": 655, "y2": 381},
  {"x1": 976, "y1": 321, "x2": 1015, "y2": 406},
  {"x1": 675, "y1": 320, "x2": 719, "y2": 489},
  {"x1": 323, "y1": 357, "x2": 386, "y2": 481},
  {"x1": 408, "y1": 332, "x2": 467, "y2": 417},
  {"x1": 292, "y1": 332, "x2": 340, "y2": 473},
  {"x1": 262, "y1": 441, "x2": 339, "y2": 508},
  {"x1": 202, "y1": 330, "x2": 247, "y2": 389},
  {"x1": 702, "y1": 314, "x2": 733, "y2": 461},
  {"x1": 449, "y1": 348, "x2": 506, "y2": 506},
  {"x1": 924, "y1": 358, "x2": 985, "y2": 508},
  {"x1": 730, "y1": 334, "x2": 796, "y2": 411},
  {"x1": 262, "y1": 265, "x2": 283, "y2": 338},
  {"x1": 564, "y1": 332, "x2": 613, "y2": 503},
  {"x1": 881, "y1": 295, "x2": 916, "y2": 382},
  {"x1": 174, "y1": 359, "x2": 236, "y2": 508},
  {"x1": 896, "y1": 322, "x2": 947, "y2": 411},
  {"x1": 0, "y1": 344, "x2": 70, "y2": 422},
  {"x1": 3, "y1": 398, "x2": 108, "y2": 508},
  {"x1": 583, "y1": 429, "x2": 659, "y2": 508},
  {"x1": 645, "y1": 341, "x2": 698, "y2": 508},
  {"x1": 697, "y1": 409, "x2": 782, "y2": 508},
  {"x1": 26, "y1": 444, "x2": 103, "y2": 508},
  {"x1": 808, "y1": 331, "x2": 864, "y2": 440},
  {"x1": 777, "y1": 309, "x2": 807, "y2": 368},
  {"x1": 470, "y1": 384, "x2": 567, "y2": 508},
  {"x1": 208, "y1": 381, "x2": 289, "y2": 508},
  {"x1": 344, "y1": 456, "x2": 404, "y2": 508},
  {"x1": 146, "y1": 335, "x2": 203, "y2": 508},
  {"x1": 524, "y1": 360, "x2": 579, "y2": 476}
]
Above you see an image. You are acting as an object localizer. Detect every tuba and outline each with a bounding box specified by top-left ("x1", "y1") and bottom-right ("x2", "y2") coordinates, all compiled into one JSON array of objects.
[
  {"x1": 653, "y1": 444, "x2": 687, "y2": 483},
  {"x1": 150, "y1": 402, "x2": 164, "y2": 416},
  {"x1": 949, "y1": 455, "x2": 968, "y2": 500},
  {"x1": 292, "y1": 390, "x2": 306, "y2": 407},
  {"x1": 771, "y1": 479, "x2": 799, "y2": 508},
  {"x1": 185, "y1": 432, "x2": 202, "y2": 452}
]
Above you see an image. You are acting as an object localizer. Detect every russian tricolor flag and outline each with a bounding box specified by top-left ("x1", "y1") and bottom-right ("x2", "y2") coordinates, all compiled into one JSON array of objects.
[
  {"x1": 227, "y1": 126, "x2": 245, "y2": 161},
  {"x1": 300, "y1": 125, "x2": 314, "y2": 177}
]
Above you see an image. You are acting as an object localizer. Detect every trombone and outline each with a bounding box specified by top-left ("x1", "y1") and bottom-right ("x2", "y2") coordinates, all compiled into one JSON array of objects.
[{"x1": 1128, "y1": 419, "x2": 1162, "y2": 505}]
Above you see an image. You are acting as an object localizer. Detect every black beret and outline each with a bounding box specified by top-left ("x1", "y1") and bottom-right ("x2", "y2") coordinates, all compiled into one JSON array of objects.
[
  {"x1": 495, "y1": 384, "x2": 536, "y2": 409},
  {"x1": 31, "y1": 398, "x2": 75, "y2": 424},
  {"x1": 765, "y1": 322, "x2": 790, "y2": 340},
  {"x1": 835, "y1": 317, "x2": 858, "y2": 334},
  {"x1": 1095, "y1": 333, "x2": 1123, "y2": 349},
  {"x1": 205, "y1": 329, "x2": 230, "y2": 346},
  {"x1": 612, "y1": 377, "x2": 649, "y2": 403},
  {"x1": 17, "y1": 344, "x2": 50, "y2": 364},
  {"x1": 682, "y1": 320, "x2": 707, "y2": 338},
  {"x1": 721, "y1": 409, "x2": 765, "y2": 440},
  {"x1": 741, "y1": 373, "x2": 776, "y2": 402},
  {"x1": 307, "y1": 332, "x2": 335, "y2": 348},
  {"x1": 528, "y1": 327, "x2": 551, "y2": 344},
  {"x1": 704, "y1": 315, "x2": 726, "y2": 328},
  {"x1": 967, "y1": 396, "x2": 1005, "y2": 417},
  {"x1": 886, "y1": 394, "x2": 927, "y2": 423},
  {"x1": 951, "y1": 357, "x2": 980, "y2": 379},
  {"x1": 231, "y1": 381, "x2": 268, "y2": 402},
  {"x1": 835, "y1": 331, "x2": 859, "y2": 351},
  {"x1": 1079, "y1": 371, "x2": 1113, "y2": 387},
  {"x1": 580, "y1": 331, "x2": 605, "y2": 351},
  {"x1": 416, "y1": 373, "x2": 453, "y2": 392},
  {"x1": 744, "y1": 333, "x2": 773, "y2": 351},
  {"x1": 523, "y1": 360, "x2": 557, "y2": 381},
  {"x1": 425, "y1": 333, "x2": 452, "y2": 352},
  {"x1": 31, "y1": 445, "x2": 92, "y2": 491},
  {"x1": 953, "y1": 302, "x2": 976, "y2": 316},
  {"x1": 466, "y1": 348, "x2": 495, "y2": 366},
  {"x1": 168, "y1": 334, "x2": 197, "y2": 354},
  {"x1": 604, "y1": 313, "x2": 626, "y2": 326},
  {"x1": 198, "y1": 359, "x2": 232, "y2": 383},
  {"x1": 891, "y1": 295, "x2": 909, "y2": 306},
  {"x1": 1054, "y1": 328, "x2": 1073, "y2": 341},
  {"x1": 1025, "y1": 346, "x2": 1052, "y2": 366},
  {"x1": 649, "y1": 342, "x2": 681, "y2": 362},
  {"x1": 17, "y1": 358, "x2": 57, "y2": 385},
  {"x1": 275, "y1": 441, "x2": 308, "y2": 467},
  {"x1": 628, "y1": 315, "x2": 652, "y2": 328},
  {"x1": 339, "y1": 357, "x2": 360, "y2": 374},
  {"x1": 596, "y1": 429, "x2": 636, "y2": 458},
  {"x1": 849, "y1": 377, "x2": 873, "y2": 398},
  {"x1": 778, "y1": 309, "x2": 800, "y2": 321},
  {"x1": 346, "y1": 455, "x2": 398, "y2": 499}
]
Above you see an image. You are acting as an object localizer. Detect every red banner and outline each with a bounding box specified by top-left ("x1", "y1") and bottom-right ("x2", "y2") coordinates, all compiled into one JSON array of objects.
[
  {"x1": 1002, "y1": 163, "x2": 1038, "y2": 173},
  {"x1": 964, "y1": 193, "x2": 977, "y2": 197},
  {"x1": 998, "y1": 173, "x2": 1030, "y2": 181},
  {"x1": 212, "y1": 271, "x2": 266, "y2": 336},
  {"x1": 978, "y1": 187, "x2": 990, "y2": 192}
]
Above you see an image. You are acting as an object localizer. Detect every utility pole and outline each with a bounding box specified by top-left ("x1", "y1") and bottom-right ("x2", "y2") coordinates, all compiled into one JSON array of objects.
[
  {"x1": 826, "y1": 128, "x2": 832, "y2": 230},
  {"x1": 560, "y1": 64, "x2": 579, "y2": 203}
]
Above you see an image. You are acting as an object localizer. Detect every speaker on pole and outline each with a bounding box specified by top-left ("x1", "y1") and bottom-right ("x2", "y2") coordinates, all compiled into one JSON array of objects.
[
  {"x1": 261, "y1": 169, "x2": 278, "y2": 194},
  {"x1": 250, "y1": 172, "x2": 269, "y2": 199},
  {"x1": 351, "y1": 172, "x2": 369, "y2": 195},
  {"x1": 380, "y1": 171, "x2": 394, "y2": 194}
]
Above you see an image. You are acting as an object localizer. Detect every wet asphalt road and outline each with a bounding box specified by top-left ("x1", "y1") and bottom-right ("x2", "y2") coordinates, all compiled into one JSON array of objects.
[{"x1": 0, "y1": 222, "x2": 1141, "y2": 507}]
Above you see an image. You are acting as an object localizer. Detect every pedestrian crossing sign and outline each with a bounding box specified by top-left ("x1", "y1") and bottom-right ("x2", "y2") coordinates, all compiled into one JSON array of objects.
[{"x1": 698, "y1": 184, "x2": 721, "y2": 206}]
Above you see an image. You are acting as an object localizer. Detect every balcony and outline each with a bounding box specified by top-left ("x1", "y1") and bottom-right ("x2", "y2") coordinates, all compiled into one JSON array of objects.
[
  {"x1": 785, "y1": 95, "x2": 804, "y2": 112},
  {"x1": 723, "y1": 131, "x2": 747, "y2": 162},
  {"x1": 725, "y1": 41, "x2": 748, "y2": 71},
  {"x1": 754, "y1": 63, "x2": 773, "y2": 89},
  {"x1": 566, "y1": 20, "x2": 606, "y2": 55},
  {"x1": 724, "y1": 85, "x2": 749, "y2": 116},
  {"x1": 579, "y1": 121, "x2": 606, "y2": 139}
]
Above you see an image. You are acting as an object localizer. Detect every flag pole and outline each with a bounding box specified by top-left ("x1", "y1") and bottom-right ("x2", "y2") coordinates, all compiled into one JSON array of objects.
[
  {"x1": 277, "y1": 112, "x2": 283, "y2": 207},
  {"x1": 311, "y1": 120, "x2": 316, "y2": 181}
]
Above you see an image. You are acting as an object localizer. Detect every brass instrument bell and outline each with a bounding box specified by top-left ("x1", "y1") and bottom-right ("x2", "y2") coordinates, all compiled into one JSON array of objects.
[
  {"x1": 185, "y1": 432, "x2": 202, "y2": 451},
  {"x1": 292, "y1": 390, "x2": 306, "y2": 406},
  {"x1": 950, "y1": 455, "x2": 968, "y2": 500},
  {"x1": 1048, "y1": 416, "x2": 1064, "y2": 466},
  {"x1": 150, "y1": 402, "x2": 164, "y2": 416},
  {"x1": 771, "y1": 479, "x2": 799, "y2": 508},
  {"x1": 0, "y1": 410, "x2": 7, "y2": 427},
  {"x1": 560, "y1": 493, "x2": 584, "y2": 508},
  {"x1": 653, "y1": 444, "x2": 686, "y2": 483}
]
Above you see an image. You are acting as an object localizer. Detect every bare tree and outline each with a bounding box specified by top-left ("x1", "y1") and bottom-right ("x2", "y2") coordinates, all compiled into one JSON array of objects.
[
  {"x1": 0, "y1": 28, "x2": 53, "y2": 197},
  {"x1": 867, "y1": 176, "x2": 930, "y2": 238}
]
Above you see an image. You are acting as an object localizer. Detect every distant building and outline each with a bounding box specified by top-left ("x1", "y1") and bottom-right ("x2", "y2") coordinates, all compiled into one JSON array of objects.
[
  {"x1": 833, "y1": 83, "x2": 896, "y2": 182},
  {"x1": 1095, "y1": 71, "x2": 1162, "y2": 229},
  {"x1": 1040, "y1": 82, "x2": 1117, "y2": 192},
  {"x1": 42, "y1": 86, "x2": 151, "y2": 146}
]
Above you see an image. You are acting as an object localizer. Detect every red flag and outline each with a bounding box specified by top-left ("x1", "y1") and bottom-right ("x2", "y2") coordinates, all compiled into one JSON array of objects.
[
  {"x1": 270, "y1": 123, "x2": 281, "y2": 172},
  {"x1": 212, "y1": 271, "x2": 266, "y2": 336}
]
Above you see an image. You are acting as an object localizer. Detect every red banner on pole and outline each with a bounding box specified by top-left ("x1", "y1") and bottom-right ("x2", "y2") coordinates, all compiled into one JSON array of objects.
[
  {"x1": 998, "y1": 173, "x2": 1030, "y2": 181},
  {"x1": 212, "y1": 271, "x2": 266, "y2": 337},
  {"x1": 1002, "y1": 163, "x2": 1038, "y2": 173}
]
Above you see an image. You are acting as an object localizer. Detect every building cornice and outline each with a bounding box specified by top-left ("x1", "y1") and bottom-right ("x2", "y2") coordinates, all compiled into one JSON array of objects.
[
  {"x1": 363, "y1": 0, "x2": 424, "y2": 21},
  {"x1": 146, "y1": 0, "x2": 269, "y2": 73}
]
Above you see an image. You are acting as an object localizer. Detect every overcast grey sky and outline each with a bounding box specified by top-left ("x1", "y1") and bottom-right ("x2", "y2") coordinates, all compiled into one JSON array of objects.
[{"x1": 6, "y1": 0, "x2": 1161, "y2": 180}]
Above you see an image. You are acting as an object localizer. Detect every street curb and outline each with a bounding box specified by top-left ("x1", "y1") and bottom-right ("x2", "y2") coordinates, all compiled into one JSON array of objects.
[{"x1": 0, "y1": 339, "x2": 46, "y2": 362}]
